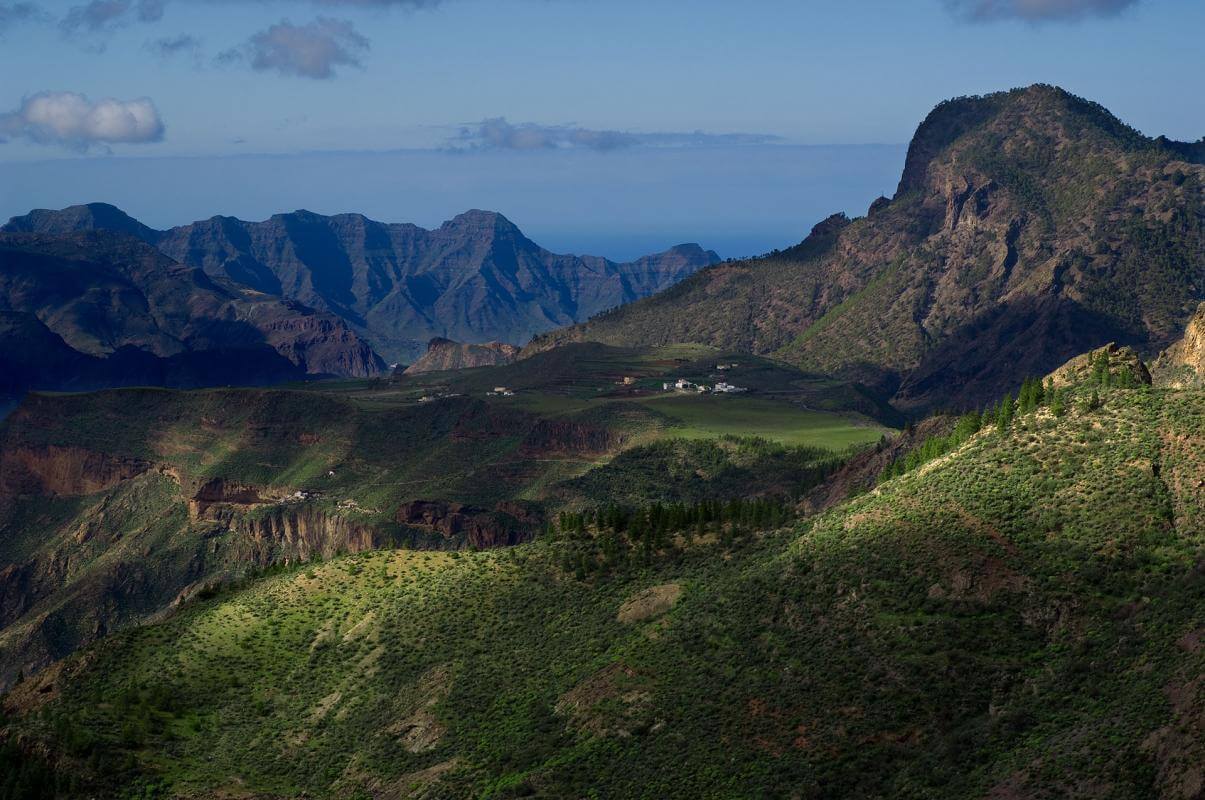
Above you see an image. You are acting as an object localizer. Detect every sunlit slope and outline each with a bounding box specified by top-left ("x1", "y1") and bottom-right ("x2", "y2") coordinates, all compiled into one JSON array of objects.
[{"x1": 9, "y1": 383, "x2": 1202, "y2": 799}]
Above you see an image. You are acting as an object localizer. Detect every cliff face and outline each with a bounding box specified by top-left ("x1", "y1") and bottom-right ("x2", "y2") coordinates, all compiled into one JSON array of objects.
[
  {"x1": 4, "y1": 207, "x2": 720, "y2": 363},
  {"x1": 395, "y1": 499, "x2": 541, "y2": 549},
  {"x1": 1152, "y1": 302, "x2": 1205, "y2": 388},
  {"x1": 404, "y1": 338, "x2": 521, "y2": 374},
  {"x1": 0, "y1": 232, "x2": 386, "y2": 399},
  {"x1": 527, "y1": 85, "x2": 1204, "y2": 414}
]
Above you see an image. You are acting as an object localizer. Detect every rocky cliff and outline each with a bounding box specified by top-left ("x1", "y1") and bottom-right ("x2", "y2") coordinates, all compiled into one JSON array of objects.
[
  {"x1": 1152, "y1": 302, "x2": 1205, "y2": 388},
  {"x1": 404, "y1": 337, "x2": 521, "y2": 374},
  {"x1": 4, "y1": 206, "x2": 720, "y2": 363}
]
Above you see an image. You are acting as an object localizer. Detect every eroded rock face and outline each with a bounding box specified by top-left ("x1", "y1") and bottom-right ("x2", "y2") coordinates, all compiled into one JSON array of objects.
[
  {"x1": 404, "y1": 338, "x2": 520, "y2": 375},
  {"x1": 234, "y1": 506, "x2": 383, "y2": 562},
  {"x1": 1152, "y1": 302, "x2": 1205, "y2": 388},
  {"x1": 395, "y1": 499, "x2": 541, "y2": 548}
]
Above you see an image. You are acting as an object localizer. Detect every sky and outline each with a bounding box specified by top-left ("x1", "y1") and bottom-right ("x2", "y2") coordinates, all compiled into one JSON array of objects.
[{"x1": 0, "y1": 0, "x2": 1202, "y2": 259}]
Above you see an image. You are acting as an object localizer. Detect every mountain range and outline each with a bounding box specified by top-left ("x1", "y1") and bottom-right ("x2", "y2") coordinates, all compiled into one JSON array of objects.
[
  {"x1": 0, "y1": 231, "x2": 385, "y2": 401},
  {"x1": 529, "y1": 85, "x2": 1204, "y2": 413},
  {"x1": 3, "y1": 205, "x2": 720, "y2": 364}
]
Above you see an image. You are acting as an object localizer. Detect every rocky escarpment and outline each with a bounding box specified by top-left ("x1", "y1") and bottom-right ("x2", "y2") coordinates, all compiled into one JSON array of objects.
[
  {"x1": 188, "y1": 478, "x2": 384, "y2": 563},
  {"x1": 231, "y1": 506, "x2": 385, "y2": 563},
  {"x1": 396, "y1": 500, "x2": 542, "y2": 549},
  {"x1": 0, "y1": 445, "x2": 151, "y2": 497},
  {"x1": 404, "y1": 338, "x2": 521, "y2": 374},
  {"x1": 1152, "y1": 302, "x2": 1205, "y2": 388}
]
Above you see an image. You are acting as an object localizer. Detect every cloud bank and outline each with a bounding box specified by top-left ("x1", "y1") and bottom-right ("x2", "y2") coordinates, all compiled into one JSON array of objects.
[
  {"x1": 0, "y1": 91, "x2": 165, "y2": 149},
  {"x1": 219, "y1": 17, "x2": 369, "y2": 78},
  {"x1": 453, "y1": 118, "x2": 783, "y2": 152},
  {"x1": 944, "y1": 0, "x2": 1138, "y2": 22}
]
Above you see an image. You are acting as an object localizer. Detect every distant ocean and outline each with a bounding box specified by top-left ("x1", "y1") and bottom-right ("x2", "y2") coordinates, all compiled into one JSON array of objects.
[{"x1": 0, "y1": 143, "x2": 906, "y2": 262}]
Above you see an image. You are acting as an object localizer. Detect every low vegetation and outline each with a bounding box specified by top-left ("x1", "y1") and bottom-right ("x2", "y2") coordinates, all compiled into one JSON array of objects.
[{"x1": 4, "y1": 375, "x2": 1201, "y2": 799}]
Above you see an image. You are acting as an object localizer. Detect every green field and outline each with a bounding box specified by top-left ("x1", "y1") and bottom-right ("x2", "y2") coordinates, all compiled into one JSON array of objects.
[{"x1": 636, "y1": 394, "x2": 887, "y2": 448}]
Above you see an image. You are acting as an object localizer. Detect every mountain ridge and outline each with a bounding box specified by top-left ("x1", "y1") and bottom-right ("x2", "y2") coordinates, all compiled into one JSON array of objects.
[{"x1": 3, "y1": 205, "x2": 721, "y2": 363}]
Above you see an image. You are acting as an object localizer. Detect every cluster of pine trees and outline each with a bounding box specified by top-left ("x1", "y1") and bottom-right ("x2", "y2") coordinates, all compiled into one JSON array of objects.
[
  {"x1": 881, "y1": 354, "x2": 1147, "y2": 483},
  {"x1": 557, "y1": 497, "x2": 792, "y2": 541},
  {"x1": 554, "y1": 496, "x2": 793, "y2": 579},
  {"x1": 882, "y1": 375, "x2": 1076, "y2": 481}
]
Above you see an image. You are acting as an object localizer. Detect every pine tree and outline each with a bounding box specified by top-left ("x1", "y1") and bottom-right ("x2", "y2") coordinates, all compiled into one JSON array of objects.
[
  {"x1": 996, "y1": 393, "x2": 1014, "y2": 431},
  {"x1": 1050, "y1": 389, "x2": 1066, "y2": 417}
]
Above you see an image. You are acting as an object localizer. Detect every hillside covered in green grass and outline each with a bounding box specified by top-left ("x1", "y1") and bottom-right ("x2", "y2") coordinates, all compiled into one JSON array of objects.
[{"x1": 3, "y1": 358, "x2": 1202, "y2": 798}]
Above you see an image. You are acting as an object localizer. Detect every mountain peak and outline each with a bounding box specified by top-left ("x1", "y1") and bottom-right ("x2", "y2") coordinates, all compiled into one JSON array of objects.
[
  {"x1": 896, "y1": 83, "x2": 1152, "y2": 195},
  {"x1": 441, "y1": 209, "x2": 519, "y2": 232},
  {"x1": 4, "y1": 202, "x2": 159, "y2": 241}
]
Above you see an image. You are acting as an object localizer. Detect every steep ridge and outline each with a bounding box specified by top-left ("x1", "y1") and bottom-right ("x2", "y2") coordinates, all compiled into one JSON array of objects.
[
  {"x1": 3, "y1": 206, "x2": 721, "y2": 363},
  {"x1": 0, "y1": 231, "x2": 385, "y2": 400},
  {"x1": 527, "y1": 85, "x2": 1204, "y2": 413},
  {"x1": 4, "y1": 360, "x2": 1201, "y2": 799}
]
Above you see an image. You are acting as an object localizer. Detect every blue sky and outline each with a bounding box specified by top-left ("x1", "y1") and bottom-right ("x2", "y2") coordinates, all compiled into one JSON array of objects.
[{"x1": 0, "y1": 0, "x2": 1201, "y2": 258}]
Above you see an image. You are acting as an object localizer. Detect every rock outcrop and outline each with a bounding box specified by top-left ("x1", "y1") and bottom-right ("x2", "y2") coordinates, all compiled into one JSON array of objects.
[
  {"x1": 1047, "y1": 342, "x2": 1152, "y2": 389},
  {"x1": 1152, "y1": 302, "x2": 1205, "y2": 388},
  {"x1": 404, "y1": 338, "x2": 520, "y2": 374},
  {"x1": 395, "y1": 499, "x2": 542, "y2": 548}
]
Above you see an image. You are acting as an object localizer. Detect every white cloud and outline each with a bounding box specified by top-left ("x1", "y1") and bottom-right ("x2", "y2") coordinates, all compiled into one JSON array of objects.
[{"x1": 0, "y1": 91, "x2": 165, "y2": 150}]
